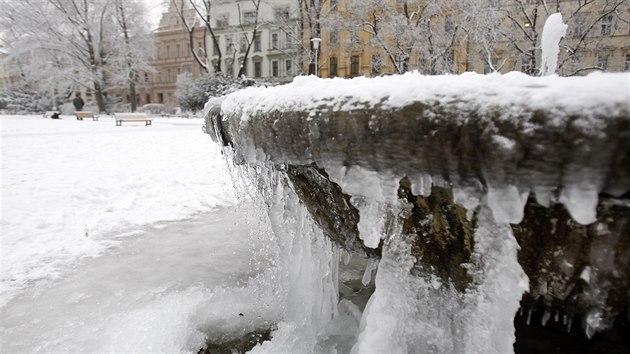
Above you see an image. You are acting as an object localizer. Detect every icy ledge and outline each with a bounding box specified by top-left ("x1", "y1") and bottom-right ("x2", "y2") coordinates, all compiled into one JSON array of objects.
[
  {"x1": 209, "y1": 72, "x2": 629, "y2": 226},
  {"x1": 205, "y1": 72, "x2": 629, "y2": 348}
]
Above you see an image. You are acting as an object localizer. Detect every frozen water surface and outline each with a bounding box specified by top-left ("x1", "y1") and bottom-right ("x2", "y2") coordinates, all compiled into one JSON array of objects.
[{"x1": 1, "y1": 206, "x2": 262, "y2": 352}]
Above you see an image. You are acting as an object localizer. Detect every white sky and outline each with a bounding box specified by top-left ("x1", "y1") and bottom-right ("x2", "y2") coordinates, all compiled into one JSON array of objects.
[{"x1": 143, "y1": 0, "x2": 168, "y2": 29}]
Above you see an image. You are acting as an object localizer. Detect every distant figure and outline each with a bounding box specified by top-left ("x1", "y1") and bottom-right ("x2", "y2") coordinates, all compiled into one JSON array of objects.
[
  {"x1": 51, "y1": 112, "x2": 61, "y2": 119},
  {"x1": 72, "y1": 94, "x2": 84, "y2": 111}
]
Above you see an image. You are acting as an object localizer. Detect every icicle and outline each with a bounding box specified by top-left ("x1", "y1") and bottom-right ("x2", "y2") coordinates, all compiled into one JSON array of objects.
[
  {"x1": 361, "y1": 258, "x2": 379, "y2": 286},
  {"x1": 541, "y1": 310, "x2": 551, "y2": 326},
  {"x1": 453, "y1": 182, "x2": 482, "y2": 220},
  {"x1": 486, "y1": 185, "x2": 530, "y2": 224},
  {"x1": 410, "y1": 173, "x2": 433, "y2": 197},
  {"x1": 584, "y1": 310, "x2": 603, "y2": 339},
  {"x1": 559, "y1": 184, "x2": 598, "y2": 225},
  {"x1": 342, "y1": 249, "x2": 351, "y2": 266},
  {"x1": 579, "y1": 266, "x2": 592, "y2": 284},
  {"x1": 351, "y1": 196, "x2": 389, "y2": 249},
  {"x1": 534, "y1": 186, "x2": 555, "y2": 207}
]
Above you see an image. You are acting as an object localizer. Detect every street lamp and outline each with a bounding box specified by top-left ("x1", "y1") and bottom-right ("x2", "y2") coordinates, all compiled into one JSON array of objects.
[{"x1": 311, "y1": 37, "x2": 322, "y2": 77}]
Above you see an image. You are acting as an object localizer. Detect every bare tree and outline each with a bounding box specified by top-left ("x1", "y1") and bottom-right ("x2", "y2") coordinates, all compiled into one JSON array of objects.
[
  {"x1": 342, "y1": 0, "x2": 461, "y2": 75},
  {"x1": 111, "y1": 0, "x2": 154, "y2": 111},
  {"x1": 172, "y1": 0, "x2": 213, "y2": 74},
  {"x1": 479, "y1": 0, "x2": 628, "y2": 76},
  {"x1": 0, "y1": 0, "x2": 155, "y2": 112}
]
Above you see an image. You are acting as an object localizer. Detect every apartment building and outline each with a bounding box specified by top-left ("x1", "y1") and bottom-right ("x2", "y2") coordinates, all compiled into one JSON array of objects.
[
  {"x1": 207, "y1": 0, "x2": 301, "y2": 82},
  {"x1": 304, "y1": 0, "x2": 630, "y2": 78},
  {"x1": 129, "y1": 1, "x2": 207, "y2": 111}
]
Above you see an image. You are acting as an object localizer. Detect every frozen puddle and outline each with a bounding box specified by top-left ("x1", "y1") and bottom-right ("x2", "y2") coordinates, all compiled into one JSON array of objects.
[{"x1": 1, "y1": 205, "x2": 264, "y2": 353}]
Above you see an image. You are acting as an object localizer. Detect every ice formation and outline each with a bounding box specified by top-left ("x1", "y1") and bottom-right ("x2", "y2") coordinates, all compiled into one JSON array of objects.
[
  {"x1": 206, "y1": 71, "x2": 629, "y2": 352},
  {"x1": 540, "y1": 13, "x2": 568, "y2": 76}
]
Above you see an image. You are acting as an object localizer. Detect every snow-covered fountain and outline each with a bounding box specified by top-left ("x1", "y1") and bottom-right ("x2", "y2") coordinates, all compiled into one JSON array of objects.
[{"x1": 204, "y1": 69, "x2": 629, "y2": 352}]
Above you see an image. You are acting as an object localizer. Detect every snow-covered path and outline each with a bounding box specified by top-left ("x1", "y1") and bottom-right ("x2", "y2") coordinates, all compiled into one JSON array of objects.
[
  {"x1": 1, "y1": 115, "x2": 236, "y2": 306},
  {"x1": 1, "y1": 115, "x2": 274, "y2": 352}
]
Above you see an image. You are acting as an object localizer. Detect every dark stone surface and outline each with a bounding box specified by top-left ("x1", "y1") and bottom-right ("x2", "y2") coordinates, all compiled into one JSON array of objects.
[
  {"x1": 513, "y1": 195, "x2": 630, "y2": 324},
  {"x1": 514, "y1": 304, "x2": 630, "y2": 354},
  {"x1": 199, "y1": 329, "x2": 271, "y2": 354},
  {"x1": 285, "y1": 164, "x2": 380, "y2": 258}
]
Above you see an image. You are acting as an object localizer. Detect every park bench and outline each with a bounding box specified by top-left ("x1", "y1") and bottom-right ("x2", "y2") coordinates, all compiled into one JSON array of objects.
[
  {"x1": 75, "y1": 111, "x2": 98, "y2": 121},
  {"x1": 114, "y1": 112, "x2": 152, "y2": 126}
]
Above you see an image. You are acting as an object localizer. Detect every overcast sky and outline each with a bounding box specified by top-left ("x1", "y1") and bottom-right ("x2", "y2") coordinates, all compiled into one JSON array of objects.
[{"x1": 143, "y1": 0, "x2": 168, "y2": 29}]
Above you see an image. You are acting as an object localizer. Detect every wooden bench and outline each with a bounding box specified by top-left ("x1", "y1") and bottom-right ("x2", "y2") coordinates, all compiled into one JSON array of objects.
[
  {"x1": 114, "y1": 113, "x2": 152, "y2": 126},
  {"x1": 75, "y1": 111, "x2": 98, "y2": 121}
]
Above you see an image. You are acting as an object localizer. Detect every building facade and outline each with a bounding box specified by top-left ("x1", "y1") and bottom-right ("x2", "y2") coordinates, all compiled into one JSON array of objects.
[
  {"x1": 206, "y1": 0, "x2": 302, "y2": 82},
  {"x1": 131, "y1": 1, "x2": 207, "y2": 112},
  {"x1": 303, "y1": 0, "x2": 630, "y2": 78}
]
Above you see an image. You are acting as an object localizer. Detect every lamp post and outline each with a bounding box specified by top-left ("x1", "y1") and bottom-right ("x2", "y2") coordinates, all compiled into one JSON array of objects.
[{"x1": 311, "y1": 37, "x2": 322, "y2": 77}]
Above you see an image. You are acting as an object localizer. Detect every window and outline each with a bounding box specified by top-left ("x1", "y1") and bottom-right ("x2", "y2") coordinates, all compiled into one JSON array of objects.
[
  {"x1": 371, "y1": 54, "x2": 381, "y2": 75},
  {"x1": 524, "y1": 22, "x2": 533, "y2": 37},
  {"x1": 240, "y1": 34, "x2": 248, "y2": 52},
  {"x1": 351, "y1": 26, "x2": 360, "y2": 44},
  {"x1": 146, "y1": 94, "x2": 151, "y2": 104},
  {"x1": 329, "y1": 29, "x2": 338, "y2": 44},
  {"x1": 156, "y1": 47, "x2": 161, "y2": 59},
  {"x1": 274, "y1": 8, "x2": 289, "y2": 21},
  {"x1": 254, "y1": 61, "x2": 262, "y2": 78},
  {"x1": 271, "y1": 33, "x2": 279, "y2": 49},
  {"x1": 226, "y1": 35, "x2": 234, "y2": 54},
  {"x1": 445, "y1": 15, "x2": 454, "y2": 33},
  {"x1": 625, "y1": 53, "x2": 630, "y2": 71},
  {"x1": 597, "y1": 54, "x2": 609, "y2": 70},
  {"x1": 217, "y1": 13, "x2": 229, "y2": 27},
  {"x1": 254, "y1": 35, "x2": 261, "y2": 52},
  {"x1": 166, "y1": 45, "x2": 171, "y2": 58},
  {"x1": 187, "y1": 43, "x2": 191, "y2": 56},
  {"x1": 329, "y1": 57, "x2": 338, "y2": 77},
  {"x1": 243, "y1": 11, "x2": 256, "y2": 25},
  {"x1": 286, "y1": 60, "x2": 292, "y2": 75},
  {"x1": 158, "y1": 93, "x2": 163, "y2": 104},
  {"x1": 272, "y1": 60, "x2": 279, "y2": 77},
  {"x1": 167, "y1": 68, "x2": 172, "y2": 81},
  {"x1": 572, "y1": 16, "x2": 586, "y2": 38},
  {"x1": 225, "y1": 58, "x2": 234, "y2": 77},
  {"x1": 601, "y1": 15, "x2": 613, "y2": 36},
  {"x1": 350, "y1": 55, "x2": 360, "y2": 76},
  {"x1": 285, "y1": 32, "x2": 292, "y2": 48},
  {"x1": 176, "y1": 44, "x2": 180, "y2": 57}
]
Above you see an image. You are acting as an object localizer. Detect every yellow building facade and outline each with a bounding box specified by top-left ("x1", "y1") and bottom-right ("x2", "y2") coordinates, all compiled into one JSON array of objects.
[{"x1": 303, "y1": 0, "x2": 630, "y2": 78}]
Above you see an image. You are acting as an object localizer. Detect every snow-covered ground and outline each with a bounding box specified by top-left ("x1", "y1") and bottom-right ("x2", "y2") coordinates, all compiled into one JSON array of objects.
[{"x1": 1, "y1": 115, "x2": 270, "y2": 351}]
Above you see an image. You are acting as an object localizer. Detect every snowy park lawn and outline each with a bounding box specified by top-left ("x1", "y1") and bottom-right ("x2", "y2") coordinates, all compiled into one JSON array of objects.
[{"x1": 1, "y1": 114, "x2": 236, "y2": 307}]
